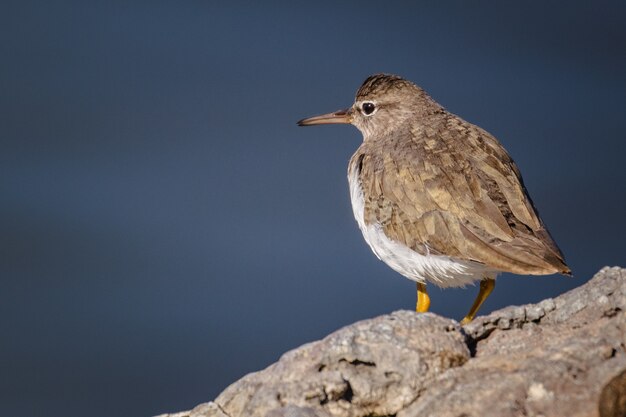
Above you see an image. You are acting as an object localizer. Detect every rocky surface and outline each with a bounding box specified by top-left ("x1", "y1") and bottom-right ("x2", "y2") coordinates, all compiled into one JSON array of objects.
[{"x1": 157, "y1": 266, "x2": 626, "y2": 417}]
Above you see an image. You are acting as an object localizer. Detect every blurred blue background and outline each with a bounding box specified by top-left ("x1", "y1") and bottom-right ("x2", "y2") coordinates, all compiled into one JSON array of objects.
[{"x1": 1, "y1": 1, "x2": 625, "y2": 416}]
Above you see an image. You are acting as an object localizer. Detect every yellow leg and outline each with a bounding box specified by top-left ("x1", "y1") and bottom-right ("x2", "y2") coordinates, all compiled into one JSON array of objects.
[
  {"x1": 460, "y1": 278, "x2": 495, "y2": 325},
  {"x1": 416, "y1": 282, "x2": 430, "y2": 313}
]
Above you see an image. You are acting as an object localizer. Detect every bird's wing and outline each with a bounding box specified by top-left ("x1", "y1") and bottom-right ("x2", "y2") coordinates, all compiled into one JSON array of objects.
[{"x1": 356, "y1": 115, "x2": 570, "y2": 275}]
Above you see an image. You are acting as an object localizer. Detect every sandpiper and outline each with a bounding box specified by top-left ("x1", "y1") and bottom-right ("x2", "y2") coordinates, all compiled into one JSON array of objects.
[{"x1": 298, "y1": 74, "x2": 570, "y2": 324}]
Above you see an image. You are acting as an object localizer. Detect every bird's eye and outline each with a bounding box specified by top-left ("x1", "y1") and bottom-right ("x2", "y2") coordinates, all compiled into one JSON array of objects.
[{"x1": 362, "y1": 102, "x2": 376, "y2": 115}]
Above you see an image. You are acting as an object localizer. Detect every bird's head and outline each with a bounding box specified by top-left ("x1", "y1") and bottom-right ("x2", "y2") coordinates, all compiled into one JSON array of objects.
[{"x1": 298, "y1": 73, "x2": 441, "y2": 140}]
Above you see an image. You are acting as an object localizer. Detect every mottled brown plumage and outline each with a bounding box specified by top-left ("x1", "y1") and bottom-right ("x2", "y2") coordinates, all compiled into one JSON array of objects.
[
  {"x1": 350, "y1": 101, "x2": 569, "y2": 276},
  {"x1": 298, "y1": 73, "x2": 570, "y2": 322}
]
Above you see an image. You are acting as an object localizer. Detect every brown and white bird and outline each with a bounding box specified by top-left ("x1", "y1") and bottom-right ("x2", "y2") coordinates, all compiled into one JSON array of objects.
[{"x1": 298, "y1": 74, "x2": 570, "y2": 324}]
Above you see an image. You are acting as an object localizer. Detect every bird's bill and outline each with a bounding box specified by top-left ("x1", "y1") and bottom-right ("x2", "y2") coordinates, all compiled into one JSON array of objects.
[{"x1": 297, "y1": 109, "x2": 352, "y2": 126}]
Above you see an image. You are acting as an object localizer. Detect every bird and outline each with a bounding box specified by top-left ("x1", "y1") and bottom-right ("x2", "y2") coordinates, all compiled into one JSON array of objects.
[{"x1": 297, "y1": 73, "x2": 571, "y2": 324}]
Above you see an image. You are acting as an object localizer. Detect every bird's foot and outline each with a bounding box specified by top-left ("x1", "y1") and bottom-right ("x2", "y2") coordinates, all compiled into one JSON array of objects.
[
  {"x1": 416, "y1": 282, "x2": 430, "y2": 313},
  {"x1": 460, "y1": 278, "x2": 495, "y2": 325}
]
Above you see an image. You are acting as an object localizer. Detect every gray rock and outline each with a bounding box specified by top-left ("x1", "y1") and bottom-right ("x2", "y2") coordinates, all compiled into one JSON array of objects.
[
  {"x1": 158, "y1": 266, "x2": 626, "y2": 417},
  {"x1": 155, "y1": 402, "x2": 228, "y2": 417},
  {"x1": 265, "y1": 405, "x2": 333, "y2": 417},
  {"x1": 216, "y1": 312, "x2": 468, "y2": 417}
]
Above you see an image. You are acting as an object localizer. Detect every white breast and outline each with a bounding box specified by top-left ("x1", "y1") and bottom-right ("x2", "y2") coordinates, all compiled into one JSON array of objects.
[{"x1": 348, "y1": 164, "x2": 497, "y2": 288}]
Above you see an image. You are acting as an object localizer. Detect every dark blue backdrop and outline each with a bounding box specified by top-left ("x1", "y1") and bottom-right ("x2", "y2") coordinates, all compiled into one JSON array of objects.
[{"x1": 2, "y1": 2, "x2": 625, "y2": 416}]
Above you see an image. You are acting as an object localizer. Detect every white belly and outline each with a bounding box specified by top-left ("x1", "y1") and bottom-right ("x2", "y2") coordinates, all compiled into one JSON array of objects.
[{"x1": 348, "y1": 166, "x2": 497, "y2": 288}]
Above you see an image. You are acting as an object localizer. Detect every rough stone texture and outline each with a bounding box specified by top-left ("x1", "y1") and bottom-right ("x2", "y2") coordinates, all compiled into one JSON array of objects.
[
  {"x1": 158, "y1": 402, "x2": 228, "y2": 417},
  {"x1": 157, "y1": 266, "x2": 626, "y2": 417},
  {"x1": 216, "y1": 312, "x2": 467, "y2": 417}
]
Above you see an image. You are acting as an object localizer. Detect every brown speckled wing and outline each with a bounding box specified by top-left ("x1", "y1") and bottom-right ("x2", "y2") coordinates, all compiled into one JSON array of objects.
[{"x1": 352, "y1": 112, "x2": 570, "y2": 276}]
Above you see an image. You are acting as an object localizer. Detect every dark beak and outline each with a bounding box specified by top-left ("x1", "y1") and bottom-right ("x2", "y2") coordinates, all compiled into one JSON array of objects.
[{"x1": 297, "y1": 108, "x2": 352, "y2": 126}]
